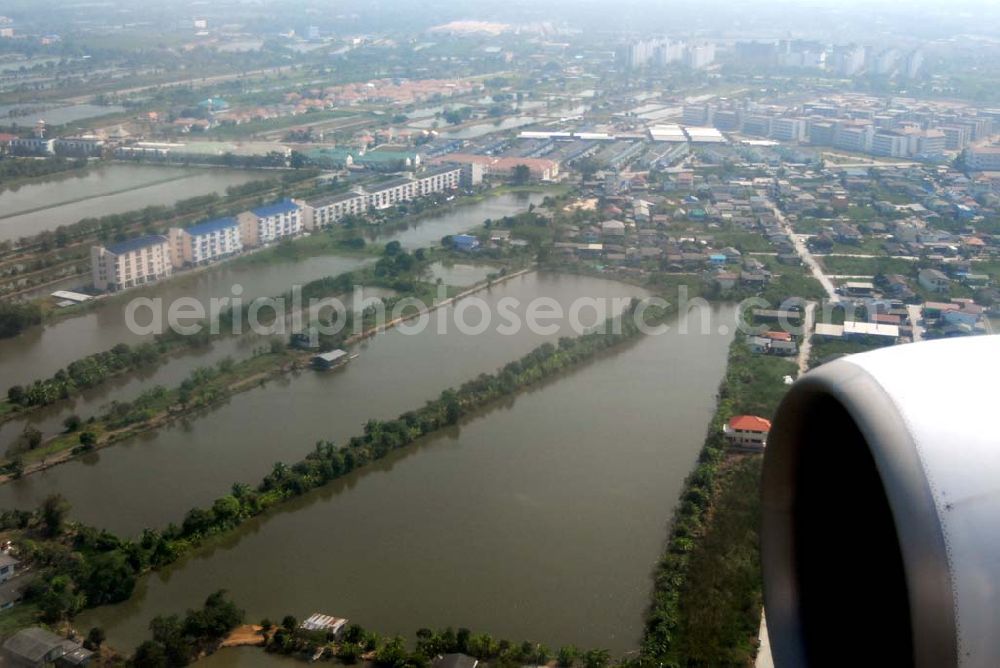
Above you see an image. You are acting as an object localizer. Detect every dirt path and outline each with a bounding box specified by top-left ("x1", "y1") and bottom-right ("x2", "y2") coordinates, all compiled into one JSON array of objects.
[{"x1": 221, "y1": 625, "x2": 267, "y2": 647}]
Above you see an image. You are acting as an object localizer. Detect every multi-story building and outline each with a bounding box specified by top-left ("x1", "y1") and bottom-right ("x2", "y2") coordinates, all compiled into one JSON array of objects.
[
  {"x1": 941, "y1": 125, "x2": 970, "y2": 150},
  {"x1": 967, "y1": 147, "x2": 1000, "y2": 171},
  {"x1": 682, "y1": 104, "x2": 710, "y2": 126},
  {"x1": 831, "y1": 45, "x2": 866, "y2": 76},
  {"x1": 53, "y1": 136, "x2": 104, "y2": 157},
  {"x1": 711, "y1": 109, "x2": 741, "y2": 131},
  {"x1": 301, "y1": 192, "x2": 368, "y2": 229},
  {"x1": 916, "y1": 130, "x2": 946, "y2": 157},
  {"x1": 92, "y1": 235, "x2": 172, "y2": 291},
  {"x1": 239, "y1": 199, "x2": 302, "y2": 247},
  {"x1": 770, "y1": 117, "x2": 807, "y2": 142},
  {"x1": 685, "y1": 43, "x2": 716, "y2": 69},
  {"x1": 168, "y1": 217, "x2": 243, "y2": 267},
  {"x1": 807, "y1": 120, "x2": 837, "y2": 146},
  {"x1": 872, "y1": 131, "x2": 910, "y2": 158},
  {"x1": 302, "y1": 166, "x2": 462, "y2": 226},
  {"x1": 742, "y1": 115, "x2": 773, "y2": 137},
  {"x1": 10, "y1": 137, "x2": 54, "y2": 156},
  {"x1": 833, "y1": 123, "x2": 874, "y2": 153}
]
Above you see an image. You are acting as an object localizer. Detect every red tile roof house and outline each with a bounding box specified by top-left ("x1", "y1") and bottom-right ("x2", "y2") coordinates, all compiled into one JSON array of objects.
[{"x1": 724, "y1": 415, "x2": 772, "y2": 452}]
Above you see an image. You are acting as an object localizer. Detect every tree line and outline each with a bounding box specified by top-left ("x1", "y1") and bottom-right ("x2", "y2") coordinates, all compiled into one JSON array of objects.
[
  {"x1": 262, "y1": 618, "x2": 612, "y2": 668},
  {"x1": 0, "y1": 157, "x2": 88, "y2": 185}
]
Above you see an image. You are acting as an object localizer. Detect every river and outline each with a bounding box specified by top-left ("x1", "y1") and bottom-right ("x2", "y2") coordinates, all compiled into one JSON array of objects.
[
  {"x1": 70, "y1": 291, "x2": 735, "y2": 655},
  {"x1": 0, "y1": 164, "x2": 263, "y2": 243},
  {"x1": 0, "y1": 192, "x2": 544, "y2": 391}
]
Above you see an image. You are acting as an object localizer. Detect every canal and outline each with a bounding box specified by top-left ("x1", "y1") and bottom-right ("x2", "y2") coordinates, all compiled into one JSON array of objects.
[
  {"x1": 73, "y1": 294, "x2": 736, "y2": 656},
  {"x1": 0, "y1": 272, "x2": 648, "y2": 533},
  {"x1": 0, "y1": 164, "x2": 263, "y2": 243}
]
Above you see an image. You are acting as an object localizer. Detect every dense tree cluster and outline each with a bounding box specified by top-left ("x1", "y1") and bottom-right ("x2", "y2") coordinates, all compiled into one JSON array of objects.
[
  {"x1": 264, "y1": 622, "x2": 607, "y2": 668},
  {"x1": 130, "y1": 591, "x2": 244, "y2": 668},
  {"x1": 6, "y1": 342, "x2": 163, "y2": 408},
  {"x1": 0, "y1": 301, "x2": 42, "y2": 339},
  {"x1": 0, "y1": 157, "x2": 87, "y2": 184}
]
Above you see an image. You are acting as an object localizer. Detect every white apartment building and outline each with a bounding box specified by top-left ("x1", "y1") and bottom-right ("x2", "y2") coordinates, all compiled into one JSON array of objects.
[
  {"x1": 770, "y1": 117, "x2": 807, "y2": 142},
  {"x1": 168, "y1": 217, "x2": 243, "y2": 267},
  {"x1": 239, "y1": 199, "x2": 302, "y2": 247},
  {"x1": 365, "y1": 167, "x2": 462, "y2": 211},
  {"x1": 916, "y1": 130, "x2": 946, "y2": 156},
  {"x1": 833, "y1": 123, "x2": 874, "y2": 153},
  {"x1": 301, "y1": 166, "x2": 462, "y2": 228},
  {"x1": 92, "y1": 235, "x2": 172, "y2": 292},
  {"x1": 872, "y1": 131, "x2": 910, "y2": 158},
  {"x1": 10, "y1": 137, "x2": 54, "y2": 156},
  {"x1": 301, "y1": 192, "x2": 368, "y2": 230},
  {"x1": 941, "y1": 126, "x2": 970, "y2": 150}
]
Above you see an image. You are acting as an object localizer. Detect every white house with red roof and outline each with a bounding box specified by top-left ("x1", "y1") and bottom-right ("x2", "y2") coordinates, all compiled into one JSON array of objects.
[{"x1": 724, "y1": 415, "x2": 772, "y2": 451}]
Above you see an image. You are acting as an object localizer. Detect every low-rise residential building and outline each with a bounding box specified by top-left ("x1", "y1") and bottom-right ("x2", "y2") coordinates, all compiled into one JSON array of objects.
[
  {"x1": 724, "y1": 415, "x2": 771, "y2": 451},
  {"x1": 301, "y1": 191, "x2": 367, "y2": 229},
  {"x1": 2, "y1": 627, "x2": 93, "y2": 668},
  {"x1": 919, "y1": 268, "x2": 951, "y2": 294},
  {"x1": 92, "y1": 235, "x2": 172, "y2": 292},
  {"x1": 168, "y1": 217, "x2": 243, "y2": 267},
  {"x1": 10, "y1": 137, "x2": 54, "y2": 156},
  {"x1": 53, "y1": 136, "x2": 104, "y2": 157},
  {"x1": 239, "y1": 199, "x2": 302, "y2": 247},
  {"x1": 363, "y1": 166, "x2": 462, "y2": 211}
]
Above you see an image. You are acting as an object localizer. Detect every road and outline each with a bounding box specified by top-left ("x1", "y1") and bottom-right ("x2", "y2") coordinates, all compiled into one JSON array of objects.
[
  {"x1": 795, "y1": 302, "x2": 817, "y2": 375},
  {"x1": 907, "y1": 305, "x2": 925, "y2": 342},
  {"x1": 756, "y1": 613, "x2": 775, "y2": 668},
  {"x1": 771, "y1": 203, "x2": 839, "y2": 302}
]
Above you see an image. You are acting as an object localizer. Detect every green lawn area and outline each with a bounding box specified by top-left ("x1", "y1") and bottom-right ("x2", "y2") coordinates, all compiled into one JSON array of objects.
[
  {"x1": 809, "y1": 337, "x2": 893, "y2": 368},
  {"x1": 671, "y1": 456, "x2": 763, "y2": 665},
  {"x1": 0, "y1": 604, "x2": 40, "y2": 636},
  {"x1": 818, "y1": 255, "x2": 917, "y2": 277},
  {"x1": 826, "y1": 237, "x2": 890, "y2": 255},
  {"x1": 709, "y1": 229, "x2": 775, "y2": 253}
]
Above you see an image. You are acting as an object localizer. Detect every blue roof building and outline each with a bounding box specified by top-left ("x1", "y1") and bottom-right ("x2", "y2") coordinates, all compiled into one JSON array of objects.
[
  {"x1": 452, "y1": 234, "x2": 480, "y2": 251},
  {"x1": 106, "y1": 235, "x2": 169, "y2": 255},
  {"x1": 251, "y1": 199, "x2": 300, "y2": 219},
  {"x1": 186, "y1": 217, "x2": 238, "y2": 237}
]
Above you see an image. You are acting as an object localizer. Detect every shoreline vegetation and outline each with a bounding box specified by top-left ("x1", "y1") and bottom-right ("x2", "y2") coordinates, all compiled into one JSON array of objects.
[
  {"x1": 0, "y1": 301, "x2": 663, "y2": 643},
  {"x1": 0, "y1": 157, "x2": 91, "y2": 193},
  {"x1": 0, "y1": 249, "x2": 533, "y2": 481}
]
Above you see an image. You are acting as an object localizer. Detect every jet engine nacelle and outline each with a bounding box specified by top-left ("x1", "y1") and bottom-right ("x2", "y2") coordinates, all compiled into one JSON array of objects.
[{"x1": 761, "y1": 336, "x2": 1000, "y2": 668}]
